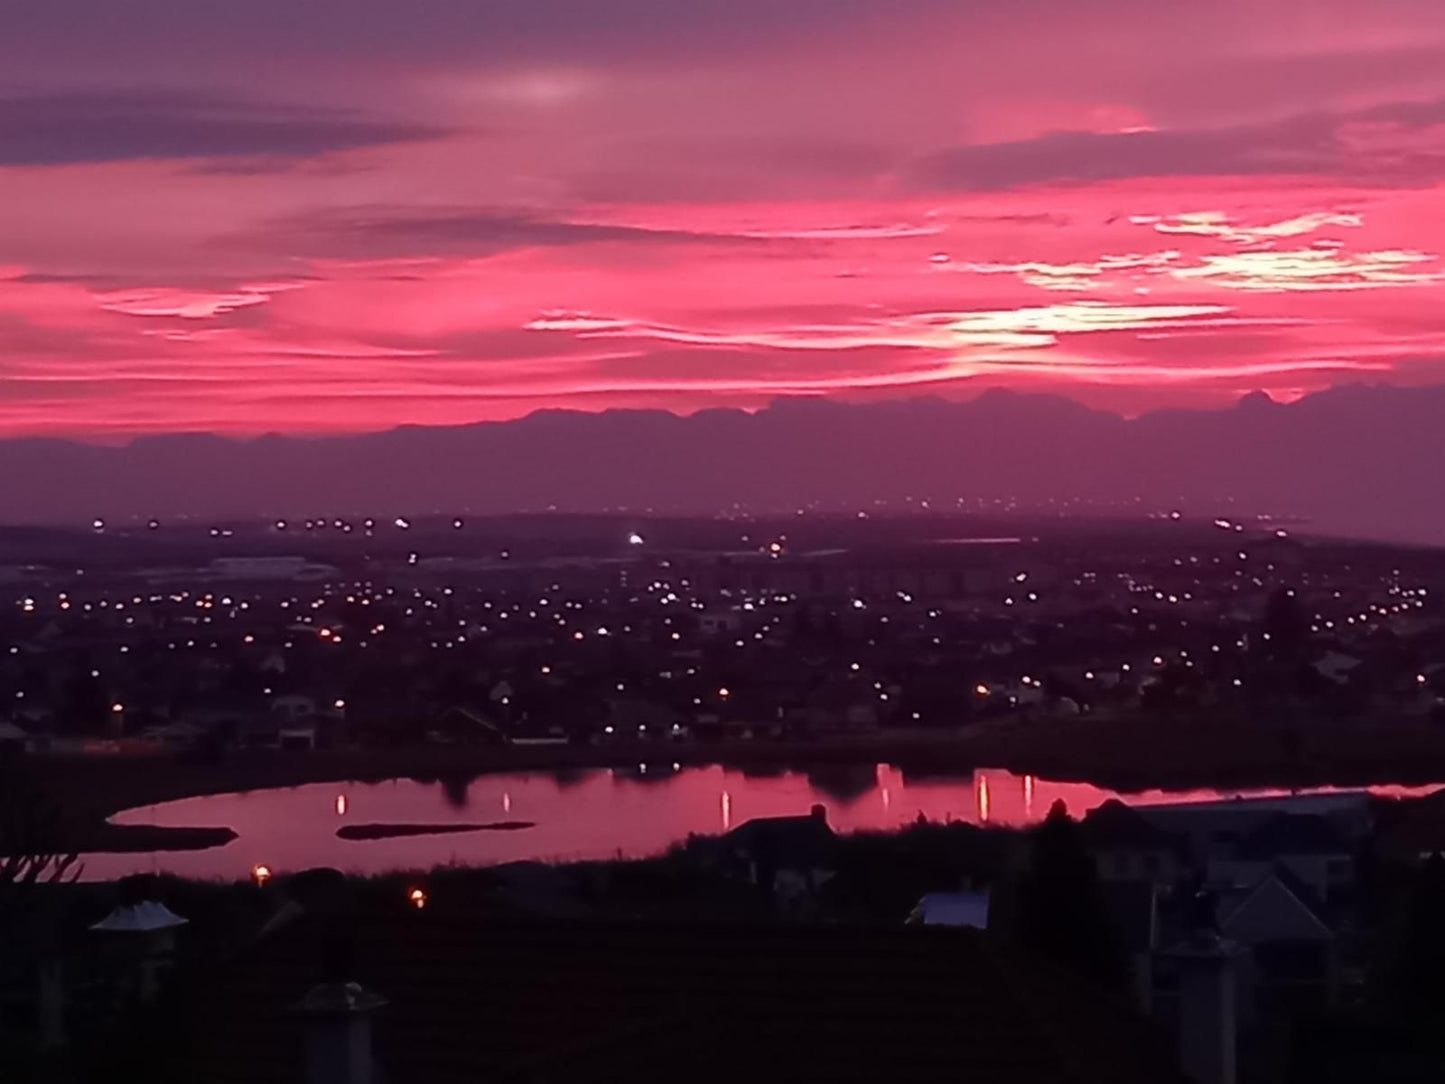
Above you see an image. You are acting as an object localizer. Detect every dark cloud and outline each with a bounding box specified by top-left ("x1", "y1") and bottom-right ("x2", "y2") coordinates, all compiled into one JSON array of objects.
[
  {"x1": 255, "y1": 206, "x2": 753, "y2": 259},
  {"x1": 916, "y1": 98, "x2": 1445, "y2": 190},
  {"x1": 3, "y1": 1, "x2": 962, "y2": 68},
  {"x1": 0, "y1": 90, "x2": 444, "y2": 166}
]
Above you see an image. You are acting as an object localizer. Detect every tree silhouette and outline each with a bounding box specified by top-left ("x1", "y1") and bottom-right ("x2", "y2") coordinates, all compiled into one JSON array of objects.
[
  {"x1": 0, "y1": 761, "x2": 81, "y2": 939},
  {"x1": 1262, "y1": 586, "x2": 1309, "y2": 665},
  {"x1": 1014, "y1": 800, "x2": 1130, "y2": 992},
  {"x1": 1390, "y1": 852, "x2": 1445, "y2": 1021}
]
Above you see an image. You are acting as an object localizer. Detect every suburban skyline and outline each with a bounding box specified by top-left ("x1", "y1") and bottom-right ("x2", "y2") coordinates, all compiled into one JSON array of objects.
[{"x1": 5, "y1": 1, "x2": 1445, "y2": 436}]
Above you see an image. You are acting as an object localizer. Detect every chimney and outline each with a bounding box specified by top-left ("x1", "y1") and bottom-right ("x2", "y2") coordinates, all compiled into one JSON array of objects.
[
  {"x1": 294, "y1": 932, "x2": 386, "y2": 1084},
  {"x1": 810, "y1": 804, "x2": 828, "y2": 823},
  {"x1": 295, "y1": 979, "x2": 387, "y2": 1084},
  {"x1": 1168, "y1": 931, "x2": 1242, "y2": 1084}
]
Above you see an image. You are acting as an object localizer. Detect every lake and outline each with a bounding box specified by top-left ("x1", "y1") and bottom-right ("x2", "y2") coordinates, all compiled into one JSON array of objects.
[{"x1": 83, "y1": 764, "x2": 1442, "y2": 881}]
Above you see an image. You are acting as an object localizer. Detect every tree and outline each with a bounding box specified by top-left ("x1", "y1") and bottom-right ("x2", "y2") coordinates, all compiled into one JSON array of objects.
[
  {"x1": 1262, "y1": 586, "x2": 1309, "y2": 665},
  {"x1": 0, "y1": 761, "x2": 81, "y2": 940},
  {"x1": 1014, "y1": 800, "x2": 1130, "y2": 992},
  {"x1": 1390, "y1": 852, "x2": 1445, "y2": 1022}
]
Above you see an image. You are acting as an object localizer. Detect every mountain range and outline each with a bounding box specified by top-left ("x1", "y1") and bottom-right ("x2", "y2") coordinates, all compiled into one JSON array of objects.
[{"x1": 3, "y1": 384, "x2": 1443, "y2": 545}]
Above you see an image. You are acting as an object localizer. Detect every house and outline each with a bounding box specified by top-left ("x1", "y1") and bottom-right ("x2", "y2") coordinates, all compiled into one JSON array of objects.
[
  {"x1": 277, "y1": 721, "x2": 318, "y2": 752},
  {"x1": 1216, "y1": 866, "x2": 1339, "y2": 1020},
  {"x1": 1081, "y1": 800, "x2": 1184, "y2": 884},
  {"x1": 1207, "y1": 814, "x2": 1353, "y2": 905},
  {"x1": 427, "y1": 706, "x2": 508, "y2": 746},
  {"x1": 1137, "y1": 792, "x2": 1373, "y2": 862},
  {"x1": 269, "y1": 694, "x2": 317, "y2": 724},
  {"x1": 722, "y1": 804, "x2": 838, "y2": 906},
  {"x1": 603, "y1": 694, "x2": 679, "y2": 739},
  {"x1": 1312, "y1": 651, "x2": 1363, "y2": 685}
]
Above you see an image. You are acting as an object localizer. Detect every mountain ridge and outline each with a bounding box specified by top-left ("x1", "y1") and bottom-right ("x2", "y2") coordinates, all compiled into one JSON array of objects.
[{"x1": 4, "y1": 383, "x2": 1443, "y2": 545}]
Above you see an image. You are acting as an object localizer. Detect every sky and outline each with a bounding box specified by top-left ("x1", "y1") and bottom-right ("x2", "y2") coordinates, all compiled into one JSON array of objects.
[{"x1": 5, "y1": 1, "x2": 1445, "y2": 438}]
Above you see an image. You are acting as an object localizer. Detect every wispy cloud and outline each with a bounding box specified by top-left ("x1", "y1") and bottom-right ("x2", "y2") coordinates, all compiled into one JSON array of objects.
[{"x1": 0, "y1": 90, "x2": 443, "y2": 165}]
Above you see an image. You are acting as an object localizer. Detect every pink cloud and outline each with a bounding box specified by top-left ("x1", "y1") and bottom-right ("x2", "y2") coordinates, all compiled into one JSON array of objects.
[{"x1": 3, "y1": 3, "x2": 1445, "y2": 434}]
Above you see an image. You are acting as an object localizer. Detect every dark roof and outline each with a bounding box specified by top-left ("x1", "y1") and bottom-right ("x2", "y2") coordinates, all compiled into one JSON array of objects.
[
  {"x1": 1217, "y1": 864, "x2": 1334, "y2": 943},
  {"x1": 1080, "y1": 800, "x2": 1177, "y2": 850},
  {"x1": 1236, "y1": 814, "x2": 1347, "y2": 859},
  {"x1": 724, "y1": 806, "x2": 837, "y2": 868},
  {"x1": 179, "y1": 909, "x2": 1181, "y2": 1084}
]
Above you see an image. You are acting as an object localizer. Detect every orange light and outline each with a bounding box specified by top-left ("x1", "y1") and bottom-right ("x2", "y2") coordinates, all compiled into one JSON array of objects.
[
  {"x1": 251, "y1": 864, "x2": 272, "y2": 887},
  {"x1": 408, "y1": 887, "x2": 427, "y2": 910}
]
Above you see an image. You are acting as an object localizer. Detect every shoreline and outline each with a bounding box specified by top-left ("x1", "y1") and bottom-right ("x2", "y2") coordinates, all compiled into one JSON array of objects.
[{"x1": 25, "y1": 712, "x2": 1445, "y2": 857}]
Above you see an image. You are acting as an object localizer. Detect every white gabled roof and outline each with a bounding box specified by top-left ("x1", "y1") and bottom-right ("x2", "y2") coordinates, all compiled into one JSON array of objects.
[{"x1": 91, "y1": 901, "x2": 189, "y2": 933}]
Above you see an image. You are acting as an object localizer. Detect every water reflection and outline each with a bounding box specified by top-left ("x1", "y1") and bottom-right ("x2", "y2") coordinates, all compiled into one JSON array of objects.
[
  {"x1": 805, "y1": 764, "x2": 878, "y2": 803},
  {"x1": 85, "y1": 764, "x2": 1444, "y2": 883},
  {"x1": 548, "y1": 768, "x2": 591, "y2": 789},
  {"x1": 439, "y1": 774, "x2": 472, "y2": 809}
]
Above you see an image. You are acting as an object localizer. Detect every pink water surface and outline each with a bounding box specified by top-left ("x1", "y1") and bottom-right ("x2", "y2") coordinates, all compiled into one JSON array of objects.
[{"x1": 82, "y1": 765, "x2": 1443, "y2": 882}]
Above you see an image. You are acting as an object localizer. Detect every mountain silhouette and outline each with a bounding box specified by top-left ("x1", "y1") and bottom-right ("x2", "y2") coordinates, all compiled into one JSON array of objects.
[{"x1": 4, "y1": 384, "x2": 1443, "y2": 545}]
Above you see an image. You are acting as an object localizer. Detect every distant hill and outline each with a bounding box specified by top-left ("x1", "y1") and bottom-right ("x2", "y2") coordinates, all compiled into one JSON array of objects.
[{"x1": 4, "y1": 384, "x2": 1443, "y2": 545}]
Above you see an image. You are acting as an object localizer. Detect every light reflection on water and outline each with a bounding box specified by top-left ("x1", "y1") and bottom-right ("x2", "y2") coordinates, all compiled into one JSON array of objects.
[{"x1": 84, "y1": 764, "x2": 1442, "y2": 882}]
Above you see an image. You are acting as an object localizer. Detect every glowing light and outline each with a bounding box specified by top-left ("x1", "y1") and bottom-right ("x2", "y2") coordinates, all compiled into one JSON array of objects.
[
  {"x1": 335, "y1": 794, "x2": 348, "y2": 816},
  {"x1": 251, "y1": 864, "x2": 272, "y2": 887},
  {"x1": 408, "y1": 887, "x2": 427, "y2": 910}
]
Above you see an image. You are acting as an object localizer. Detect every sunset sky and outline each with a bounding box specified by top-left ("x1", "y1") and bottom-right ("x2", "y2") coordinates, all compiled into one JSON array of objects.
[{"x1": 6, "y1": 1, "x2": 1445, "y2": 437}]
